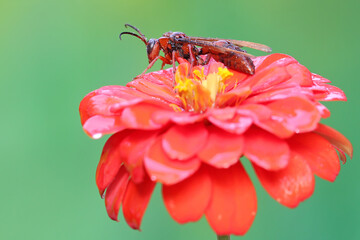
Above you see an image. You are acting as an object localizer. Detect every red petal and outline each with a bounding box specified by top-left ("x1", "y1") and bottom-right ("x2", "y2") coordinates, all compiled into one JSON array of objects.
[
  {"x1": 127, "y1": 77, "x2": 180, "y2": 105},
  {"x1": 162, "y1": 123, "x2": 208, "y2": 160},
  {"x1": 254, "y1": 54, "x2": 297, "y2": 72},
  {"x1": 135, "y1": 69, "x2": 173, "y2": 86},
  {"x1": 120, "y1": 131, "x2": 158, "y2": 183},
  {"x1": 83, "y1": 115, "x2": 124, "y2": 139},
  {"x1": 314, "y1": 102, "x2": 330, "y2": 118},
  {"x1": 152, "y1": 111, "x2": 206, "y2": 126},
  {"x1": 198, "y1": 126, "x2": 244, "y2": 168},
  {"x1": 254, "y1": 115, "x2": 294, "y2": 138},
  {"x1": 266, "y1": 96, "x2": 321, "y2": 133},
  {"x1": 311, "y1": 73, "x2": 331, "y2": 83},
  {"x1": 79, "y1": 94, "x2": 120, "y2": 125},
  {"x1": 205, "y1": 162, "x2": 257, "y2": 236},
  {"x1": 311, "y1": 82, "x2": 347, "y2": 101},
  {"x1": 208, "y1": 109, "x2": 253, "y2": 135},
  {"x1": 121, "y1": 102, "x2": 172, "y2": 129},
  {"x1": 216, "y1": 86, "x2": 252, "y2": 107},
  {"x1": 144, "y1": 137, "x2": 201, "y2": 185},
  {"x1": 207, "y1": 59, "x2": 226, "y2": 74},
  {"x1": 244, "y1": 127, "x2": 290, "y2": 170},
  {"x1": 162, "y1": 166, "x2": 211, "y2": 223},
  {"x1": 285, "y1": 63, "x2": 312, "y2": 86},
  {"x1": 251, "y1": 67, "x2": 291, "y2": 93},
  {"x1": 245, "y1": 86, "x2": 313, "y2": 104},
  {"x1": 238, "y1": 104, "x2": 295, "y2": 139},
  {"x1": 122, "y1": 176, "x2": 156, "y2": 230},
  {"x1": 254, "y1": 151, "x2": 315, "y2": 208},
  {"x1": 315, "y1": 123, "x2": 353, "y2": 158},
  {"x1": 79, "y1": 86, "x2": 151, "y2": 125},
  {"x1": 96, "y1": 130, "x2": 131, "y2": 197},
  {"x1": 289, "y1": 133, "x2": 340, "y2": 182},
  {"x1": 237, "y1": 64, "x2": 290, "y2": 93},
  {"x1": 236, "y1": 104, "x2": 271, "y2": 121},
  {"x1": 105, "y1": 166, "x2": 130, "y2": 221}
]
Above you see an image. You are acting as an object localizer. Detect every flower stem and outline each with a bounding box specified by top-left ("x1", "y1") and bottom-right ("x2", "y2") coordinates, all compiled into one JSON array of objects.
[{"x1": 217, "y1": 235, "x2": 230, "y2": 240}]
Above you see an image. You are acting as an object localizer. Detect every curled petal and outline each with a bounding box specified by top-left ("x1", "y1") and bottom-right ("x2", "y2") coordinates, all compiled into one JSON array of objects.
[
  {"x1": 334, "y1": 146, "x2": 347, "y2": 164},
  {"x1": 96, "y1": 130, "x2": 131, "y2": 197},
  {"x1": 162, "y1": 167, "x2": 211, "y2": 223},
  {"x1": 120, "y1": 131, "x2": 158, "y2": 183},
  {"x1": 289, "y1": 133, "x2": 340, "y2": 182},
  {"x1": 105, "y1": 166, "x2": 130, "y2": 221},
  {"x1": 162, "y1": 123, "x2": 208, "y2": 160},
  {"x1": 254, "y1": 151, "x2": 315, "y2": 208},
  {"x1": 266, "y1": 96, "x2": 321, "y2": 133},
  {"x1": 144, "y1": 137, "x2": 201, "y2": 185},
  {"x1": 244, "y1": 127, "x2": 290, "y2": 170},
  {"x1": 205, "y1": 162, "x2": 257, "y2": 236},
  {"x1": 122, "y1": 176, "x2": 156, "y2": 230},
  {"x1": 315, "y1": 123, "x2": 353, "y2": 158},
  {"x1": 198, "y1": 126, "x2": 244, "y2": 168}
]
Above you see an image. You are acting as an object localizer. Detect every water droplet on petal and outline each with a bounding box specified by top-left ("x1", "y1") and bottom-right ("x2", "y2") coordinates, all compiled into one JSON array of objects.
[{"x1": 92, "y1": 133, "x2": 103, "y2": 139}]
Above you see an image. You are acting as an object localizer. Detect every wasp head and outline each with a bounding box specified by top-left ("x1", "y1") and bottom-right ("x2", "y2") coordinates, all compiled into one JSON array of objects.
[
  {"x1": 120, "y1": 24, "x2": 161, "y2": 63},
  {"x1": 146, "y1": 38, "x2": 160, "y2": 63}
]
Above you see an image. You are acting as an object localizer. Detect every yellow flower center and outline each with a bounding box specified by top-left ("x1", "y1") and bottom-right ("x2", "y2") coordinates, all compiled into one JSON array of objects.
[{"x1": 174, "y1": 66, "x2": 233, "y2": 112}]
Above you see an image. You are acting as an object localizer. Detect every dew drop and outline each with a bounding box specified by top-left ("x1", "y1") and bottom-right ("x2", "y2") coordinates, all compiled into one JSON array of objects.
[
  {"x1": 92, "y1": 133, "x2": 103, "y2": 139},
  {"x1": 150, "y1": 176, "x2": 157, "y2": 181}
]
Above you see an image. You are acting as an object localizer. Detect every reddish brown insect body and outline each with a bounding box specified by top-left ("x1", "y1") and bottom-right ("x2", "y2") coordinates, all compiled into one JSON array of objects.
[{"x1": 119, "y1": 24, "x2": 272, "y2": 77}]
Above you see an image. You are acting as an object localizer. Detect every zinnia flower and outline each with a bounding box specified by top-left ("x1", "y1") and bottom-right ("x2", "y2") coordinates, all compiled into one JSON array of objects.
[{"x1": 79, "y1": 53, "x2": 352, "y2": 237}]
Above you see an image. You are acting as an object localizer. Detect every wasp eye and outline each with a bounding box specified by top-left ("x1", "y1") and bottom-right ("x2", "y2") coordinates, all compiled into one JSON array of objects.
[{"x1": 147, "y1": 39, "x2": 156, "y2": 55}]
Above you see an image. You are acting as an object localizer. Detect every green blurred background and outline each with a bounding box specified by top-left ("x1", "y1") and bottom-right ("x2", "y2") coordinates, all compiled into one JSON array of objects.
[{"x1": 1, "y1": 0, "x2": 359, "y2": 239}]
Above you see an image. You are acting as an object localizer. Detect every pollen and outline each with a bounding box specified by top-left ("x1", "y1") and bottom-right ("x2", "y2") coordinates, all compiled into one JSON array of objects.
[{"x1": 174, "y1": 64, "x2": 234, "y2": 112}]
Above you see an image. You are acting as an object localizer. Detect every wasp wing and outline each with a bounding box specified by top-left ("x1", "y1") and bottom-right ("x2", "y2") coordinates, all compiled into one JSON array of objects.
[
  {"x1": 175, "y1": 38, "x2": 255, "y2": 58},
  {"x1": 188, "y1": 37, "x2": 272, "y2": 53}
]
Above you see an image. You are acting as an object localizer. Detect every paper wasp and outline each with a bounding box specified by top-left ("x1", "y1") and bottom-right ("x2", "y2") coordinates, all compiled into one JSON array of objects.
[{"x1": 119, "y1": 24, "x2": 272, "y2": 77}]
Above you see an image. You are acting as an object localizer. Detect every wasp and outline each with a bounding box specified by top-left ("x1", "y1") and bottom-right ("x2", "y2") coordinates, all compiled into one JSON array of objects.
[{"x1": 119, "y1": 24, "x2": 272, "y2": 78}]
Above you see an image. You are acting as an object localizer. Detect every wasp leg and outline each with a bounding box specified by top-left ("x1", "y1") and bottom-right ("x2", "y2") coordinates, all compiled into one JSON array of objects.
[
  {"x1": 135, "y1": 56, "x2": 169, "y2": 79},
  {"x1": 172, "y1": 51, "x2": 177, "y2": 86},
  {"x1": 188, "y1": 45, "x2": 196, "y2": 77},
  {"x1": 204, "y1": 54, "x2": 211, "y2": 65}
]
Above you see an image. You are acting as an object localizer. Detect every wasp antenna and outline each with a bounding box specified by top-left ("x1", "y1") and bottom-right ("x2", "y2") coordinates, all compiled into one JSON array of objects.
[
  {"x1": 124, "y1": 24, "x2": 146, "y2": 39},
  {"x1": 119, "y1": 31, "x2": 147, "y2": 45}
]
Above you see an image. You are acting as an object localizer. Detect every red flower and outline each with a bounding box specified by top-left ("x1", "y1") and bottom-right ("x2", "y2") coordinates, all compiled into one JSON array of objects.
[{"x1": 79, "y1": 53, "x2": 352, "y2": 236}]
